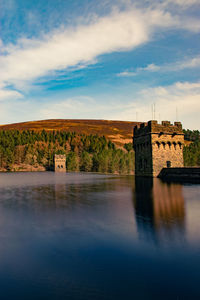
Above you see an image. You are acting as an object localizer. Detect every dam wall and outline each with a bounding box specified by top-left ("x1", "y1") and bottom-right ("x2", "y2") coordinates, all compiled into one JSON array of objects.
[{"x1": 158, "y1": 167, "x2": 200, "y2": 183}]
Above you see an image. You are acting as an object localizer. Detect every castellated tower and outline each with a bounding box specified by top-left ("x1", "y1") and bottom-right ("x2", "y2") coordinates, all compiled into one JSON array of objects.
[
  {"x1": 133, "y1": 120, "x2": 184, "y2": 177},
  {"x1": 54, "y1": 154, "x2": 66, "y2": 172}
]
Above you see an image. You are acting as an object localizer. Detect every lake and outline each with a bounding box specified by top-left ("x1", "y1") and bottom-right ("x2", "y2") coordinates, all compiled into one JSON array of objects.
[{"x1": 0, "y1": 172, "x2": 199, "y2": 299}]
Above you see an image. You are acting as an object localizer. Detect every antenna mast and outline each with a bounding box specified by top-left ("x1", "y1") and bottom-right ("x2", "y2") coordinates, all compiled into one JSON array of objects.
[
  {"x1": 136, "y1": 112, "x2": 138, "y2": 122},
  {"x1": 153, "y1": 103, "x2": 156, "y2": 120},
  {"x1": 176, "y1": 107, "x2": 179, "y2": 121}
]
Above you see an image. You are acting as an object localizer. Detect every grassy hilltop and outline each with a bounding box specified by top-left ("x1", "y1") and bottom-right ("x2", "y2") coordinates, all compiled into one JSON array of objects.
[
  {"x1": 0, "y1": 119, "x2": 199, "y2": 172},
  {"x1": 0, "y1": 119, "x2": 138, "y2": 173},
  {"x1": 0, "y1": 119, "x2": 140, "y2": 146}
]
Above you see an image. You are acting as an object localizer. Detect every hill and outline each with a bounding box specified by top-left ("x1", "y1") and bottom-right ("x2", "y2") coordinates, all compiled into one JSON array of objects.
[
  {"x1": 0, "y1": 127, "x2": 135, "y2": 173},
  {"x1": 0, "y1": 119, "x2": 140, "y2": 146}
]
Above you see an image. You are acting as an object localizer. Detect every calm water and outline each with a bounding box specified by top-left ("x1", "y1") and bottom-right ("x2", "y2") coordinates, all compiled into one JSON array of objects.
[{"x1": 0, "y1": 172, "x2": 200, "y2": 300}]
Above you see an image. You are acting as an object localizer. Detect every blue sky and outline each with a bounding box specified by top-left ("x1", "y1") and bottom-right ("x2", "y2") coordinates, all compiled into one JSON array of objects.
[{"x1": 0, "y1": 0, "x2": 200, "y2": 129}]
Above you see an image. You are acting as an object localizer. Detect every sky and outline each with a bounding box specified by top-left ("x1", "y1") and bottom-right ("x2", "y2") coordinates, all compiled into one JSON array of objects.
[{"x1": 0, "y1": 0, "x2": 200, "y2": 129}]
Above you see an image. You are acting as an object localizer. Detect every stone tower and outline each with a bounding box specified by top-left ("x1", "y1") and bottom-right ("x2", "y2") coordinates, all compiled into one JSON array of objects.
[
  {"x1": 54, "y1": 154, "x2": 66, "y2": 172},
  {"x1": 133, "y1": 120, "x2": 184, "y2": 177}
]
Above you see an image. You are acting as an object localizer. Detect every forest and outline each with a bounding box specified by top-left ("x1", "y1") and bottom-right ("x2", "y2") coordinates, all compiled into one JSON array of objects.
[
  {"x1": 183, "y1": 129, "x2": 200, "y2": 142},
  {"x1": 0, "y1": 128, "x2": 199, "y2": 173},
  {"x1": 0, "y1": 130, "x2": 134, "y2": 174},
  {"x1": 183, "y1": 141, "x2": 200, "y2": 166},
  {"x1": 183, "y1": 129, "x2": 200, "y2": 166}
]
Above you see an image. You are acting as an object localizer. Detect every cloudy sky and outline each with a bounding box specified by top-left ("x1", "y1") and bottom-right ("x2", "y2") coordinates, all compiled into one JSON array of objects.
[{"x1": 0, "y1": 0, "x2": 200, "y2": 129}]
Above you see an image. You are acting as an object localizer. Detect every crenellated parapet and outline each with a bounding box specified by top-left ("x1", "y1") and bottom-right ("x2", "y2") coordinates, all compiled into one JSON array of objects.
[{"x1": 134, "y1": 120, "x2": 183, "y2": 137}]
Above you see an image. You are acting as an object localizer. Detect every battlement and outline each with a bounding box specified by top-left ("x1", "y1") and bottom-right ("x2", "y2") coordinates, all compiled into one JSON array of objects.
[
  {"x1": 54, "y1": 154, "x2": 66, "y2": 160},
  {"x1": 134, "y1": 120, "x2": 183, "y2": 137}
]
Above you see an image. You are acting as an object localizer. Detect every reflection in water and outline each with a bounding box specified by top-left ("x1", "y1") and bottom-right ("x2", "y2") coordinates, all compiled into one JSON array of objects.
[
  {"x1": 133, "y1": 177, "x2": 185, "y2": 244},
  {"x1": 0, "y1": 173, "x2": 199, "y2": 299}
]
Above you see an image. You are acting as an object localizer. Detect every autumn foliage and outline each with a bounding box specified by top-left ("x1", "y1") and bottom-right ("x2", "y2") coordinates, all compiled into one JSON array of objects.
[{"x1": 0, "y1": 129, "x2": 134, "y2": 173}]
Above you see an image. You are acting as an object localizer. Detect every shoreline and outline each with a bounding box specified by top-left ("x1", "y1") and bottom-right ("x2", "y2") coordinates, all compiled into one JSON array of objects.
[{"x1": 0, "y1": 165, "x2": 134, "y2": 175}]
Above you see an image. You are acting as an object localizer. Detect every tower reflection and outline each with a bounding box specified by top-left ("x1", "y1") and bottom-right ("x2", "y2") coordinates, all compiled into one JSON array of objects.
[{"x1": 133, "y1": 177, "x2": 185, "y2": 244}]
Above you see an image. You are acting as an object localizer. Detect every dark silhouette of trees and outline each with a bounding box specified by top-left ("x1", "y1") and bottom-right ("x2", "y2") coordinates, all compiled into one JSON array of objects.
[{"x1": 184, "y1": 129, "x2": 200, "y2": 142}]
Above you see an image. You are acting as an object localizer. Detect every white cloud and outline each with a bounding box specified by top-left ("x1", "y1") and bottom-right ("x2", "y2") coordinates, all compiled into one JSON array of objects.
[
  {"x1": 165, "y1": 0, "x2": 200, "y2": 8},
  {"x1": 117, "y1": 63, "x2": 161, "y2": 76},
  {"x1": 39, "y1": 97, "x2": 96, "y2": 119},
  {"x1": 0, "y1": 9, "x2": 151, "y2": 89},
  {"x1": 117, "y1": 71, "x2": 137, "y2": 77},
  {"x1": 110, "y1": 81, "x2": 200, "y2": 129},
  {"x1": 37, "y1": 81, "x2": 200, "y2": 130},
  {"x1": 152, "y1": 55, "x2": 200, "y2": 71},
  {"x1": 174, "y1": 56, "x2": 200, "y2": 70},
  {"x1": 139, "y1": 63, "x2": 160, "y2": 71},
  {"x1": 1, "y1": 81, "x2": 199, "y2": 129},
  {"x1": 0, "y1": 88, "x2": 23, "y2": 101},
  {"x1": 118, "y1": 55, "x2": 200, "y2": 76},
  {"x1": 0, "y1": 6, "x2": 200, "y2": 92},
  {"x1": 38, "y1": 96, "x2": 127, "y2": 120}
]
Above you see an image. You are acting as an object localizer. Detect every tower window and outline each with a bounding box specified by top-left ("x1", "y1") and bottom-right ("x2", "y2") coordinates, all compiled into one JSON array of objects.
[
  {"x1": 161, "y1": 142, "x2": 166, "y2": 149},
  {"x1": 166, "y1": 161, "x2": 171, "y2": 168},
  {"x1": 156, "y1": 142, "x2": 160, "y2": 149},
  {"x1": 167, "y1": 142, "x2": 171, "y2": 149}
]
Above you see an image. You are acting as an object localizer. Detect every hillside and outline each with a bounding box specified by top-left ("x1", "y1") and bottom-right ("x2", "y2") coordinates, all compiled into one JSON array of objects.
[
  {"x1": 0, "y1": 119, "x2": 140, "y2": 146},
  {"x1": 0, "y1": 128, "x2": 135, "y2": 173}
]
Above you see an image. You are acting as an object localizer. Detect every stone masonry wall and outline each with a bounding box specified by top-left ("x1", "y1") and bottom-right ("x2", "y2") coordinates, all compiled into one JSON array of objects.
[
  {"x1": 133, "y1": 120, "x2": 184, "y2": 177},
  {"x1": 133, "y1": 133, "x2": 153, "y2": 176},
  {"x1": 151, "y1": 132, "x2": 184, "y2": 177}
]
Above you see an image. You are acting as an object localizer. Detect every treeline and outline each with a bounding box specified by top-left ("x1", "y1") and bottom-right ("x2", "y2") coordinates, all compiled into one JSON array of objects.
[
  {"x1": 184, "y1": 129, "x2": 200, "y2": 142},
  {"x1": 0, "y1": 130, "x2": 134, "y2": 174},
  {"x1": 183, "y1": 129, "x2": 200, "y2": 166},
  {"x1": 183, "y1": 141, "x2": 200, "y2": 166}
]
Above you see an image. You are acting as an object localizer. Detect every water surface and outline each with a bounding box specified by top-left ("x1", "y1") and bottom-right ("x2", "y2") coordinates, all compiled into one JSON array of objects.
[{"x1": 0, "y1": 172, "x2": 199, "y2": 299}]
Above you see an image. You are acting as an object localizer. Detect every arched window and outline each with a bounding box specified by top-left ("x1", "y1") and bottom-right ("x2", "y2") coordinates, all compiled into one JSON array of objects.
[
  {"x1": 178, "y1": 142, "x2": 182, "y2": 149},
  {"x1": 167, "y1": 142, "x2": 171, "y2": 149},
  {"x1": 156, "y1": 141, "x2": 160, "y2": 149},
  {"x1": 166, "y1": 161, "x2": 171, "y2": 168},
  {"x1": 161, "y1": 142, "x2": 166, "y2": 149},
  {"x1": 173, "y1": 142, "x2": 176, "y2": 149}
]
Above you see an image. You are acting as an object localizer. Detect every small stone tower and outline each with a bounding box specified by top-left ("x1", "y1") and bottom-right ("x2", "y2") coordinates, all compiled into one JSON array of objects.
[
  {"x1": 54, "y1": 154, "x2": 66, "y2": 172},
  {"x1": 133, "y1": 120, "x2": 184, "y2": 177}
]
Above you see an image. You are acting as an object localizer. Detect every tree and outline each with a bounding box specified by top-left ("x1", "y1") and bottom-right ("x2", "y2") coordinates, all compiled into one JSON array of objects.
[
  {"x1": 0, "y1": 129, "x2": 136, "y2": 173},
  {"x1": 66, "y1": 152, "x2": 79, "y2": 171},
  {"x1": 124, "y1": 143, "x2": 133, "y2": 152},
  {"x1": 80, "y1": 151, "x2": 92, "y2": 172}
]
